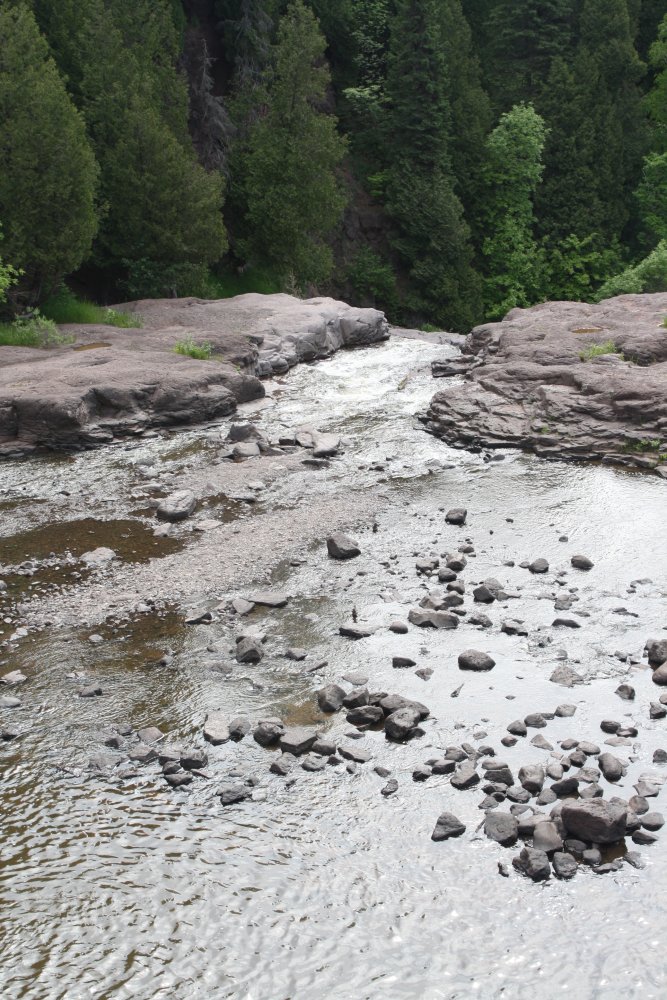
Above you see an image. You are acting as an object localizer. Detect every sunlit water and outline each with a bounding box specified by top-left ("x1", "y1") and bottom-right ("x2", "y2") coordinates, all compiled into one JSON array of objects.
[{"x1": 1, "y1": 338, "x2": 666, "y2": 1000}]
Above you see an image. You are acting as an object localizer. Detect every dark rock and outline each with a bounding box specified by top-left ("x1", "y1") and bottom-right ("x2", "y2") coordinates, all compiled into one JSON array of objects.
[
  {"x1": 598, "y1": 752, "x2": 624, "y2": 782},
  {"x1": 615, "y1": 683, "x2": 635, "y2": 701},
  {"x1": 552, "y1": 618, "x2": 581, "y2": 629},
  {"x1": 473, "y1": 585, "x2": 496, "y2": 604},
  {"x1": 651, "y1": 663, "x2": 667, "y2": 686},
  {"x1": 458, "y1": 649, "x2": 496, "y2": 672},
  {"x1": 317, "y1": 684, "x2": 346, "y2": 713},
  {"x1": 533, "y1": 821, "x2": 563, "y2": 853},
  {"x1": 311, "y1": 738, "x2": 337, "y2": 757},
  {"x1": 484, "y1": 811, "x2": 519, "y2": 846},
  {"x1": 385, "y1": 707, "x2": 421, "y2": 741},
  {"x1": 79, "y1": 686, "x2": 103, "y2": 698},
  {"x1": 165, "y1": 770, "x2": 193, "y2": 788},
  {"x1": 561, "y1": 799, "x2": 627, "y2": 843},
  {"x1": 571, "y1": 555, "x2": 594, "y2": 570},
  {"x1": 552, "y1": 851, "x2": 577, "y2": 879},
  {"x1": 582, "y1": 849, "x2": 602, "y2": 866},
  {"x1": 388, "y1": 620, "x2": 408, "y2": 634},
  {"x1": 513, "y1": 847, "x2": 551, "y2": 881},
  {"x1": 469, "y1": 612, "x2": 493, "y2": 628},
  {"x1": 180, "y1": 748, "x2": 208, "y2": 770},
  {"x1": 502, "y1": 619, "x2": 528, "y2": 636},
  {"x1": 507, "y1": 720, "x2": 528, "y2": 737},
  {"x1": 524, "y1": 713, "x2": 547, "y2": 729},
  {"x1": 632, "y1": 829, "x2": 658, "y2": 845},
  {"x1": 529, "y1": 559, "x2": 549, "y2": 574},
  {"x1": 229, "y1": 717, "x2": 251, "y2": 742},
  {"x1": 451, "y1": 763, "x2": 480, "y2": 790},
  {"x1": 647, "y1": 638, "x2": 667, "y2": 667},
  {"x1": 339, "y1": 622, "x2": 375, "y2": 639},
  {"x1": 379, "y1": 694, "x2": 429, "y2": 719},
  {"x1": 551, "y1": 776, "x2": 580, "y2": 797},
  {"x1": 302, "y1": 754, "x2": 328, "y2": 772},
  {"x1": 381, "y1": 779, "x2": 399, "y2": 797},
  {"x1": 650, "y1": 701, "x2": 667, "y2": 719},
  {"x1": 555, "y1": 704, "x2": 577, "y2": 718},
  {"x1": 346, "y1": 705, "x2": 384, "y2": 727},
  {"x1": 338, "y1": 744, "x2": 372, "y2": 763},
  {"x1": 270, "y1": 758, "x2": 291, "y2": 776},
  {"x1": 327, "y1": 533, "x2": 360, "y2": 560},
  {"x1": 253, "y1": 720, "x2": 284, "y2": 747},
  {"x1": 431, "y1": 758, "x2": 456, "y2": 775},
  {"x1": 431, "y1": 812, "x2": 466, "y2": 840},
  {"x1": 236, "y1": 637, "x2": 263, "y2": 664},
  {"x1": 412, "y1": 765, "x2": 433, "y2": 782},
  {"x1": 445, "y1": 508, "x2": 467, "y2": 525},
  {"x1": 519, "y1": 764, "x2": 545, "y2": 794},
  {"x1": 220, "y1": 783, "x2": 252, "y2": 805},
  {"x1": 343, "y1": 688, "x2": 370, "y2": 709},
  {"x1": 408, "y1": 608, "x2": 459, "y2": 629},
  {"x1": 641, "y1": 811, "x2": 664, "y2": 831},
  {"x1": 392, "y1": 656, "x2": 416, "y2": 669}
]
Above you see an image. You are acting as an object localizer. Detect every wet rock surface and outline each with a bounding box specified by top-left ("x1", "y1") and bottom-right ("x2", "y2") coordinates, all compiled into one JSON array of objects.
[{"x1": 424, "y1": 293, "x2": 667, "y2": 472}]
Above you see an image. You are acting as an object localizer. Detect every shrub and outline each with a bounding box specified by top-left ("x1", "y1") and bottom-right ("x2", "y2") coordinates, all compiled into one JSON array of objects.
[
  {"x1": 595, "y1": 241, "x2": 667, "y2": 300},
  {"x1": 173, "y1": 337, "x2": 213, "y2": 360},
  {"x1": 346, "y1": 247, "x2": 398, "y2": 310},
  {"x1": 579, "y1": 340, "x2": 623, "y2": 361},
  {"x1": 41, "y1": 287, "x2": 141, "y2": 328},
  {"x1": 0, "y1": 311, "x2": 74, "y2": 347}
]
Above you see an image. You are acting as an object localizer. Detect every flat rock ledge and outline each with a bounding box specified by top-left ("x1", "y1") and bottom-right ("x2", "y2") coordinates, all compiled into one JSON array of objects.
[
  {"x1": 422, "y1": 294, "x2": 667, "y2": 475},
  {"x1": 0, "y1": 293, "x2": 388, "y2": 457}
]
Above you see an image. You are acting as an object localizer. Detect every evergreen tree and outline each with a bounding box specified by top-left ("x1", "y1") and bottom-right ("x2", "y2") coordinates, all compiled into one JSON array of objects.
[
  {"x1": 385, "y1": 0, "x2": 480, "y2": 330},
  {"x1": 645, "y1": 12, "x2": 667, "y2": 149},
  {"x1": 0, "y1": 4, "x2": 98, "y2": 304},
  {"x1": 239, "y1": 0, "x2": 347, "y2": 287},
  {"x1": 481, "y1": 104, "x2": 548, "y2": 318}
]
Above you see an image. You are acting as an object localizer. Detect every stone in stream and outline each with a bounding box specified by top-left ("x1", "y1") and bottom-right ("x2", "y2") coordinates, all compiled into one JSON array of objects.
[
  {"x1": 270, "y1": 758, "x2": 291, "y2": 776},
  {"x1": 156, "y1": 489, "x2": 196, "y2": 522},
  {"x1": 502, "y1": 619, "x2": 528, "y2": 636},
  {"x1": 650, "y1": 702, "x2": 667, "y2": 719},
  {"x1": 204, "y1": 712, "x2": 230, "y2": 745},
  {"x1": 451, "y1": 763, "x2": 480, "y2": 790},
  {"x1": 413, "y1": 765, "x2": 432, "y2": 782},
  {"x1": 446, "y1": 554, "x2": 467, "y2": 572},
  {"x1": 571, "y1": 554, "x2": 594, "y2": 570},
  {"x1": 384, "y1": 707, "x2": 421, "y2": 741},
  {"x1": 533, "y1": 821, "x2": 563, "y2": 853},
  {"x1": 311, "y1": 738, "x2": 337, "y2": 757},
  {"x1": 531, "y1": 734, "x2": 554, "y2": 751},
  {"x1": 381, "y1": 779, "x2": 399, "y2": 797},
  {"x1": 236, "y1": 637, "x2": 264, "y2": 664},
  {"x1": 1, "y1": 726, "x2": 21, "y2": 742},
  {"x1": 165, "y1": 770, "x2": 193, "y2": 789},
  {"x1": 180, "y1": 748, "x2": 208, "y2": 770},
  {"x1": 416, "y1": 558, "x2": 439, "y2": 574},
  {"x1": 343, "y1": 671, "x2": 368, "y2": 685},
  {"x1": 220, "y1": 783, "x2": 252, "y2": 806},
  {"x1": 550, "y1": 664, "x2": 584, "y2": 687},
  {"x1": 632, "y1": 829, "x2": 658, "y2": 846},
  {"x1": 552, "y1": 852, "x2": 577, "y2": 879},
  {"x1": 347, "y1": 705, "x2": 384, "y2": 727},
  {"x1": 317, "y1": 684, "x2": 346, "y2": 713},
  {"x1": 513, "y1": 847, "x2": 551, "y2": 881},
  {"x1": 507, "y1": 720, "x2": 528, "y2": 737},
  {"x1": 302, "y1": 754, "x2": 328, "y2": 772},
  {"x1": 646, "y1": 638, "x2": 667, "y2": 667},
  {"x1": 184, "y1": 608, "x2": 213, "y2": 625},
  {"x1": 245, "y1": 591, "x2": 289, "y2": 608},
  {"x1": 519, "y1": 764, "x2": 545, "y2": 794},
  {"x1": 561, "y1": 799, "x2": 627, "y2": 844},
  {"x1": 279, "y1": 728, "x2": 319, "y2": 756},
  {"x1": 285, "y1": 648, "x2": 307, "y2": 662},
  {"x1": 137, "y1": 726, "x2": 162, "y2": 744},
  {"x1": 229, "y1": 717, "x2": 251, "y2": 741},
  {"x1": 458, "y1": 650, "x2": 495, "y2": 672},
  {"x1": 555, "y1": 704, "x2": 577, "y2": 717},
  {"x1": 343, "y1": 688, "x2": 369, "y2": 709},
  {"x1": 598, "y1": 752, "x2": 624, "y2": 782},
  {"x1": 339, "y1": 622, "x2": 375, "y2": 639},
  {"x1": 326, "y1": 533, "x2": 360, "y2": 560},
  {"x1": 312, "y1": 433, "x2": 341, "y2": 458},
  {"x1": 651, "y1": 663, "x2": 667, "y2": 685},
  {"x1": 253, "y1": 720, "x2": 284, "y2": 747},
  {"x1": 408, "y1": 608, "x2": 459, "y2": 630},
  {"x1": 641, "y1": 812, "x2": 665, "y2": 831},
  {"x1": 379, "y1": 694, "x2": 429, "y2": 719},
  {"x1": 551, "y1": 776, "x2": 580, "y2": 797},
  {"x1": 432, "y1": 758, "x2": 456, "y2": 775},
  {"x1": 524, "y1": 713, "x2": 547, "y2": 729},
  {"x1": 615, "y1": 683, "x2": 635, "y2": 701},
  {"x1": 438, "y1": 568, "x2": 458, "y2": 583},
  {"x1": 473, "y1": 585, "x2": 496, "y2": 604},
  {"x1": 624, "y1": 852, "x2": 646, "y2": 870},
  {"x1": 231, "y1": 597, "x2": 255, "y2": 616},
  {"x1": 0, "y1": 696, "x2": 21, "y2": 708},
  {"x1": 81, "y1": 546, "x2": 117, "y2": 566},
  {"x1": 1, "y1": 671, "x2": 27, "y2": 686},
  {"x1": 431, "y1": 812, "x2": 466, "y2": 841},
  {"x1": 338, "y1": 744, "x2": 372, "y2": 764},
  {"x1": 388, "y1": 620, "x2": 408, "y2": 634},
  {"x1": 484, "y1": 812, "x2": 519, "y2": 846},
  {"x1": 445, "y1": 508, "x2": 467, "y2": 525},
  {"x1": 528, "y1": 559, "x2": 549, "y2": 574},
  {"x1": 129, "y1": 743, "x2": 158, "y2": 764},
  {"x1": 79, "y1": 686, "x2": 103, "y2": 698},
  {"x1": 415, "y1": 667, "x2": 434, "y2": 681},
  {"x1": 552, "y1": 618, "x2": 581, "y2": 629},
  {"x1": 392, "y1": 656, "x2": 416, "y2": 669}
]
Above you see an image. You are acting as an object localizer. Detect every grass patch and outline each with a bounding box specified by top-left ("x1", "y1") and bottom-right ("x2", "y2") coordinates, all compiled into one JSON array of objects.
[
  {"x1": 579, "y1": 339, "x2": 624, "y2": 361},
  {"x1": 200, "y1": 267, "x2": 282, "y2": 299},
  {"x1": 41, "y1": 288, "x2": 141, "y2": 328},
  {"x1": 0, "y1": 312, "x2": 75, "y2": 348},
  {"x1": 622, "y1": 438, "x2": 662, "y2": 454},
  {"x1": 173, "y1": 337, "x2": 213, "y2": 360},
  {"x1": 420, "y1": 323, "x2": 442, "y2": 333}
]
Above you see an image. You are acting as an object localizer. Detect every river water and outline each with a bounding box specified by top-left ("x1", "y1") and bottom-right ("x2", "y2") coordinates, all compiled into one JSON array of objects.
[{"x1": 1, "y1": 337, "x2": 666, "y2": 1000}]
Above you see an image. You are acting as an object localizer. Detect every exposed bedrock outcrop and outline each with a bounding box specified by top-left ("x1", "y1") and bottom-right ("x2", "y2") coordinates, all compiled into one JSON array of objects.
[
  {"x1": 423, "y1": 294, "x2": 667, "y2": 474},
  {"x1": 0, "y1": 294, "x2": 388, "y2": 456}
]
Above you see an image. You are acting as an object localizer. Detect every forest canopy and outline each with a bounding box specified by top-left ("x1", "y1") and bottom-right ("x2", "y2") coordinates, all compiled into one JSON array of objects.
[{"x1": 1, "y1": 0, "x2": 666, "y2": 331}]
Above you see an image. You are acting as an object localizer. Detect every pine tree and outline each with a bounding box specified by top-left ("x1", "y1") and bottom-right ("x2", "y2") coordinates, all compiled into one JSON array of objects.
[
  {"x1": 385, "y1": 0, "x2": 480, "y2": 330},
  {"x1": 0, "y1": 4, "x2": 98, "y2": 304},
  {"x1": 481, "y1": 104, "x2": 548, "y2": 318},
  {"x1": 239, "y1": 0, "x2": 347, "y2": 287}
]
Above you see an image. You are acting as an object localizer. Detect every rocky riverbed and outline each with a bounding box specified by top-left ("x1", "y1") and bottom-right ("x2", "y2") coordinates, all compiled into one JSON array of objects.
[
  {"x1": 0, "y1": 332, "x2": 666, "y2": 999},
  {"x1": 424, "y1": 293, "x2": 667, "y2": 475}
]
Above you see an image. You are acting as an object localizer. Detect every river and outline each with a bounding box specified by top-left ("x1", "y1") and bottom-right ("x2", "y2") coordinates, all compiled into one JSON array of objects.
[{"x1": 1, "y1": 336, "x2": 666, "y2": 999}]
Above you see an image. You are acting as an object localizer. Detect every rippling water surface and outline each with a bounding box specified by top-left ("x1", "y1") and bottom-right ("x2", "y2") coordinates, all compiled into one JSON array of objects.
[{"x1": 1, "y1": 338, "x2": 666, "y2": 1000}]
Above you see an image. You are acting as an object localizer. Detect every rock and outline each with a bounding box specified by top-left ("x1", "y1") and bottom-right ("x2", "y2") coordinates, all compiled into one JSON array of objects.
[
  {"x1": 501, "y1": 619, "x2": 528, "y2": 636},
  {"x1": 641, "y1": 811, "x2": 664, "y2": 831},
  {"x1": 412, "y1": 765, "x2": 433, "y2": 782},
  {"x1": 632, "y1": 829, "x2": 658, "y2": 845},
  {"x1": 445, "y1": 508, "x2": 467, "y2": 525},
  {"x1": 550, "y1": 664, "x2": 584, "y2": 687},
  {"x1": 484, "y1": 812, "x2": 519, "y2": 846},
  {"x1": 513, "y1": 847, "x2": 551, "y2": 881},
  {"x1": 311, "y1": 738, "x2": 336, "y2": 757},
  {"x1": 317, "y1": 684, "x2": 346, "y2": 713},
  {"x1": 552, "y1": 851, "x2": 577, "y2": 879},
  {"x1": 551, "y1": 776, "x2": 580, "y2": 797},
  {"x1": 81, "y1": 547, "x2": 117, "y2": 566},
  {"x1": 532, "y1": 821, "x2": 563, "y2": 853},
  {"x1": 469, "y1": 612, "x2": 492, "y2": 628},
  {"x1": 220, "y1": 783, "x2": 252, "y2": 806},
  {"x1": 326, "y1": 533, "x2": 360, "y2": 560},
  {"x1": 651, "y1": 663, "x2": 667, "y2": 685},
  {"x1": 647, "y1": 638, "x2": 667, "y2": 667},
  {"x1": 381, "y1": 779, "x2": 399, "y2": 797},
  {"x1": 408, "y1": 608, "x2": 459, "y2": 629},
  {"x1": 555, "y1": 704, "x2": 577, "y2": 717},
  {"x1": 598, "y1": 752, "x2": 624, "y2": 782},
  {"x1": 385, "y1": 707, "x2": 421, "y2": 741},
  {"x1": 571, "y1": 554, "x2": 594, "y2": 570},
  {"x1": 137, "y1": 726, "x2": 162, "y2": 744},
  {"x1": 519, "y1": 764, "x2": 545, "y2": 794},
  {"x1": 157, "y1": 490, "x2": 196, "y2": 522},
  {"x1": 529, "y1": 559, "x2": 549, "y2": 574},
  {"x1": 339, "y1": 622, "x2": 375, "y2": 639},
  {"x1": 431, "y1": 758, "x2": 456, "y2": 775},
  {"x1": 379, "y1": 694, "x2": 429, "y2": 719},
  {"x1": 338, "y1": 744, "x2": 372, "y2": 764},
  {"x1": 561, "y1": 799, "x2": 627, "y2": 844},
  {"x1": 524, "y1": 713, "x2": 547, "y2": 729},
  {"x1": 231, "y1": 597, "x2": 255, "y2": 616},
  {"x1": 270, "y1": 758, "x2": 291, "y2": 776},
  {"x1": 1, "y1": 671, "x2": 27, "y2": 686},
  {"x1": 302, "y1": 754, "x2": 328, "y2": 772},
  {"x1": 431, "y1": 812, "x2": 466, "y2": 841},
  {"x1": 204, "y1": 712, "x2": 230, "y2": 745},
  {"x1": 236, "y1": 637, "x2": 264, "y2": 664},
  {"x1": 165, "y1": 770, "x2": 193, "y2": 788},
  {"x1": 78, "y1": 685, "x2": 103, "y2": 698},
  {"x1": 342, "y1": 671, "x2": 368, "y2": 685},
  {"x1": 229, "y1": 717, "x2": 251, "y2": 741},
  {"x1": 279, "y1": 727, "x2": 318, "y2": 756},
  {"x1": 343, "y1": 688, "x2": 369, "y2": 709},
  {"x1": 128, "y1": 743, "x2": 157, "y2": 764},
  {"x1": 615, "y1": 683, "x2": 635, "y2": 700},
  {"x1": 312, "y1": 433, "x2": 341, "y2": 458},
  {"x1": 245, "y1": 591, "x2": 289, "y2": 608},
  {"x1": 473, "y1": 585, "x2": 495, "y2": 604},
  {"x1": 451, "y1": 763, "x2": 480, "y2": 790},
  {"x1": 253, "y1": 720, "x2": 284, "y2": 747},
  {"x1": 650, "y1": 701, "x2": 667, "y2": 719},
  {"x1": 531, "y1": 734, "x2": 554, "y2": 751},
  {"x1": 388, "y1": 620, "x2": 408, "y2": 634},
  {"x1": 415, "y1": 667, "x2": 434, "y2": 681},
  {"x1": 184, "y1": 608, "x2": 213, "y2": 625},
  {"x1": 180, "y1": 748, "x2": 208, "y2": 770},
  {"x1": 0, "y1": 696, "x2": 21, "y2": 708},
  {"x1": 552, "y1": 618, "x2": 581, "y2": 629},
  {"x1": 347, "y1": 705, "x2": 384, "y2": 727},
  {"x1": 392, "y1": 656, "x2": 416, "y2": 669},
  {"x1": 458, "y1": 649, "x2": 496, "y2": 672},
  {"x1": 624, "y1": 851, "x2": 646, "y2": 869}
]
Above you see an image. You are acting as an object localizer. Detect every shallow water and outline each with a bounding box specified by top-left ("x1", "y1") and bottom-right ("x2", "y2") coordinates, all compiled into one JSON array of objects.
[{"x1": 1, "y1": 338, "x2": 666, "y2": 1000}]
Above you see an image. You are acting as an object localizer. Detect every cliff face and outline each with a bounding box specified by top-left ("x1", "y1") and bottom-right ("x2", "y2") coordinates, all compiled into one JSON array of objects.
[{"x1": 423, "y1": 294, "x2": 667, "y2": 476}]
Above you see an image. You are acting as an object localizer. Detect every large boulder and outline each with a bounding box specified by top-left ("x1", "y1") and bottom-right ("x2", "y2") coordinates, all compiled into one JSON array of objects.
[
  {"x1": 561, "y1": 799, "x2": 627, "y2": 844},
  {"x1": 327, "y1": 533, "x2": 361, "y2": 560}
]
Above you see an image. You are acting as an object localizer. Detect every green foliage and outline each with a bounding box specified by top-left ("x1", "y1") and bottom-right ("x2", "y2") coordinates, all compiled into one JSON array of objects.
[
  {"x1": 0, "y1": 4, "x2": 98, "y2": 305},
  {"x1": 346, "y1": 247, "x2": 397, "y2": 309},
  {"x1": 595, "y1": 241, "x2": 667, "y2": 299},
  {"x1": 481, "y1": 104, "x2": 548, "y2": 319},
  {"x1": 579, "y1": 340, "x2": 623, "y2": 360},
  {"x1": 200, "y1": 268, "x2": 283, "y2": 299},
  {"x1": 40, "y1": 288, "x2": 141, "y2": 328},
  {"x1": 0, "y1": 230, "x2": 21, "y2": 307},
  {"x1": 173, "y1": 337, "x2": 214, "y2": 360},
  {"x1": 239, "y1": 1, "x2": 348, "y2": 287},
  {"x1": 545, "y1": 234, "x2": 622, "y2": 301},
  {"x1": 0, "y1": 311, "x2": 72, "y2": 348},
  {"x1": 636, "y1": 152, "x2": 667, "y2": 242},
  {"x1": 622, "y1": 438, "x2": 663, "y2": 453}
]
